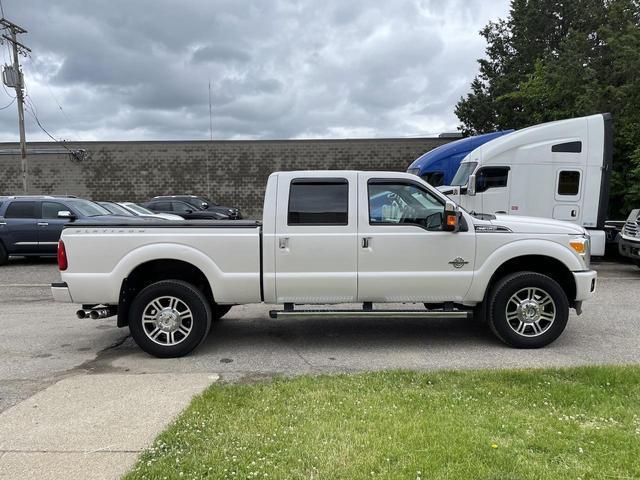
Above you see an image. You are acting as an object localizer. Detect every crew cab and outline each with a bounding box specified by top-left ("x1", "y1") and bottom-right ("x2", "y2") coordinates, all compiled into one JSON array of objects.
[{"x1": 51, "y1": 171, "x2": 597, "y2": 358}]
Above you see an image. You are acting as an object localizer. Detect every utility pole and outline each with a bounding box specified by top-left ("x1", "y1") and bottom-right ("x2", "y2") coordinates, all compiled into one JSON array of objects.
[{"x1": 1, "y1": 18, "x2": 30, "y2": 194}]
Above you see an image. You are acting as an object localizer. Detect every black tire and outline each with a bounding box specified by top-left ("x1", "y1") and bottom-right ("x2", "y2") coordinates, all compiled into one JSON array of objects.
[
  {"x1": 633, "y1": 260, "x2": 640, "y2": 269},
  {"x1": 0, "y1": 243, "x2": 7, "y2": 266},
  {"x1": 488, "y1": 272, "x2": 569, "y2": 348},
  {"x1": 212, "y1": 304, "x2": 232, "y2": 322},
  {"x1": 129, "y1": 280, "x2": 212, "y2": 358}
]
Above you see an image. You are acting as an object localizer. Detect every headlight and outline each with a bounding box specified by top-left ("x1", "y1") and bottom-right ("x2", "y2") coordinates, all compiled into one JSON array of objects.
[{"x1": 569, "y1": 235, "x2": 590, "y2": 267}]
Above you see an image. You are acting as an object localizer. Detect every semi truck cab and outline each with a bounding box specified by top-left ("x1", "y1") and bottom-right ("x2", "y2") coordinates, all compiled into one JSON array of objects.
[{"x1": 440, "y1": 114, "x2": 612, "y2": 256}]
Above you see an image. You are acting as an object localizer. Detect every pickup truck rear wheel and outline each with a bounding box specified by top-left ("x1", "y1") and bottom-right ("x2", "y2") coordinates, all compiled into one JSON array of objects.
[
  {"x1": 488, "y1": 272, "x2": 568, "y2": 348},
  {"x1": 129, "y1": 280, "x2": 212, "y2": 358}
]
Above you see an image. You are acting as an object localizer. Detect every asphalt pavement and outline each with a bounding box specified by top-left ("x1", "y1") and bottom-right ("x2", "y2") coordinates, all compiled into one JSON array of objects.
[{"x1": 1, "y1": 256, "x2": 639, "y2": 414}]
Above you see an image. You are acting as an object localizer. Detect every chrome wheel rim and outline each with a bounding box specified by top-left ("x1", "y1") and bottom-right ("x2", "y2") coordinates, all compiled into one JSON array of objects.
[
  {"x1": 142, "y1": 296, "x2": 193, "y2": 346},
  {"x1": 505, "y1": 287, "x2": 556, "y2": 337}
]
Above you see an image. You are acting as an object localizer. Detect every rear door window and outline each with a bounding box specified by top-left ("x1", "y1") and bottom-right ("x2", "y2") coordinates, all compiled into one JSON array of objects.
[
  {"x1": 288, "y1": 179, "x2": 349, "y2": 225},
  {"x1": 4, "y1": 201, "x2": 37, "y2": 218}
]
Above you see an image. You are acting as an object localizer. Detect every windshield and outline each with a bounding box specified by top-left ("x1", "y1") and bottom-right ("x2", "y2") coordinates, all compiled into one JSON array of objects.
[
  {"x1": 450, "y1": 161, "x2": 478, "y2": 186},
  {"x1": 66, "y1": 199, "x2": 111, "y2": 217},
  {"x1": 122, "y1": 203, "x2": 154, "y2": 215}
]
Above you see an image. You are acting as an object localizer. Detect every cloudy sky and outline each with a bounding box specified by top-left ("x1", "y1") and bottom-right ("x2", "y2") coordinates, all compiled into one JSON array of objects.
[{"x1": 1, "y1": 0, "x2": 509, "y2": 142}]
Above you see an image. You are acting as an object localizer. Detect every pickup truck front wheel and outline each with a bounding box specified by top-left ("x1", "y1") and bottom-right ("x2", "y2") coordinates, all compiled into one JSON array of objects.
[
  {"x1": 488, "y1": 272, "x2": 569, "y2": 348},
  {"x1": 129, "y1": 280, "x2": 212, "y2": 358}
]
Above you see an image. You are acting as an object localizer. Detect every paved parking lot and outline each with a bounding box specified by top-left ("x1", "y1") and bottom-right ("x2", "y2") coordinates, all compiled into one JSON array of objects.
[{"x1": 1, "y1": 257, "x2": 639, "y2": 413}]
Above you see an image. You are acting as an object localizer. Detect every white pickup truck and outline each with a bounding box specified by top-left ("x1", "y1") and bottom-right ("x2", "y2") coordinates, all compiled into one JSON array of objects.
[{"x1": 51, "y1": 171, "x2": 597, "y2": 358}]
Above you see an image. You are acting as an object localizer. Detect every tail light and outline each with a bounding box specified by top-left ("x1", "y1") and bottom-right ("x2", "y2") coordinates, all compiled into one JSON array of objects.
[{"x1": 57, "y1": 240, "x2": 68, "y2": 271}]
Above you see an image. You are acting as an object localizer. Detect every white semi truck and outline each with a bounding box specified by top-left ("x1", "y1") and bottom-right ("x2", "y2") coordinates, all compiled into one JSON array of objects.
[
  {"x1": 438, "y1": 114, "x2": 612, "y2": 256},
  {"x1": 51, "y1": 171, "x2": 596, "y2": 358}
]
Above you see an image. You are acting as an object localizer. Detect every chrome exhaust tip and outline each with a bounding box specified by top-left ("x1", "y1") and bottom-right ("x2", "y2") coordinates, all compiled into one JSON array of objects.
[
  {"x1": 89, "y1": 307, "x2": 116, "y2": 319},
  {"x1": 76, "y1": 309, "x2": 91, "y2": 319}
]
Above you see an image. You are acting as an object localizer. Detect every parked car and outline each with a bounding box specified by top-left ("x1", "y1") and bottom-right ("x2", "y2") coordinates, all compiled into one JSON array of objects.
[
  {"x1": 98, "y1": 201, "x2": 138, "y2": 217},
  {"x1": 142, "y1": 199, "x2": 230, "y2": 220},
  {"x1": 0, "y1": 196, "x2": 125, "y2": 265},
  {"x1": 98, "y1": 201, "x2": 183, "y2": 221},
  {"x1": 52, "y1": 170, "x2": 596, "y2": 358},
  {"x1": 117, "y1": 202, "x2": 184, "y2": 221},
  {"x1": 618, "y1": 209, "x2": 640, "y2": 268},
  {"x1": 150, "y1": 195, "x2": 242, "y2": 219}
]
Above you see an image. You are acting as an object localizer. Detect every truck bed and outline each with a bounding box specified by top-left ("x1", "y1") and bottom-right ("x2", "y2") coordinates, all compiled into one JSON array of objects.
[{"x1": 60, "y1": 220, "x2": 263, "y2": 305}]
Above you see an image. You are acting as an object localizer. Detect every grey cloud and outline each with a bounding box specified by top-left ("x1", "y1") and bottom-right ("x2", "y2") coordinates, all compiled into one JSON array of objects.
[
  {"x1": 0, "y1": 0, "x2": 511, "y2": 141},
  {"x1": 191, "y1": 44, "x2": 252, "y2": 64}
]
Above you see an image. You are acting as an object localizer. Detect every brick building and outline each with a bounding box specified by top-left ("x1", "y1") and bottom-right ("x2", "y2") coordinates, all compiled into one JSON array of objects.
[{"x1": 0, "y1": 137, "x2": 450, "y2": 218}]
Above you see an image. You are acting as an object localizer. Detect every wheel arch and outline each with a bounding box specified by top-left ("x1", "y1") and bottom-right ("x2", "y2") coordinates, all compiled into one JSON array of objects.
[
  {"x1": 117, "y1": 259, "x2": 214, "y2": 327},
  {"x1": 485, "y1": 255, "x2": 577, "y2": 307}
]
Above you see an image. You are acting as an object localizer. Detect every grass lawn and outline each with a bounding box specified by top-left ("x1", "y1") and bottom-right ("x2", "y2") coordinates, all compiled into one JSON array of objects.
[{"x1": 125, "y1": 366, "x2": 640, "y2": 480}]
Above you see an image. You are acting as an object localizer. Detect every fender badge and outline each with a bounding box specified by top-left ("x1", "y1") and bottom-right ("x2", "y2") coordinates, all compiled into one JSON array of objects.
[{"x1": 448, "y1": 257, "x2": 469, "y2": 269}]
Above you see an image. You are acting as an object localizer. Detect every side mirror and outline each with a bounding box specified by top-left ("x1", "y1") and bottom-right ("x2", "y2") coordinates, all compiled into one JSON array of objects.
[
  {"x1": 467, "y1": 174, "x2": 476, "y2": 196},
  {"x1": 57, "y1": 210, "x2": 76, "y2": 221},
  {"x1": 201, "y1": 202, "x2": 209, "y2": 209},
  {"x1": 442, "y1": 201, "x2": 459, "y2": 232}
]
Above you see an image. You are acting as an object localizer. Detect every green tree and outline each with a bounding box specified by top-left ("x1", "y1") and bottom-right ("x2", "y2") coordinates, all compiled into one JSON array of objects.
[{"x1": 455, "y1": 0, "x2": 640, "y2": 216}]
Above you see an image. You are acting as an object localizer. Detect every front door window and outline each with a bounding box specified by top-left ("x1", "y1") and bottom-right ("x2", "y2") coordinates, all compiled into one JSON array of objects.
[{"x1": 368, "y1": 181, "x2": 444, "y2": 231}]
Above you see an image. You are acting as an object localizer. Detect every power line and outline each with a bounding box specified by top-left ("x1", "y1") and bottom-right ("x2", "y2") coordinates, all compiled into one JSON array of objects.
[
  {"x1": 0, "y1": 95, "x2": 14, "y2": 109},
  {"x1": 24, "y1": 95, "x2": 84, "y2": 161}
]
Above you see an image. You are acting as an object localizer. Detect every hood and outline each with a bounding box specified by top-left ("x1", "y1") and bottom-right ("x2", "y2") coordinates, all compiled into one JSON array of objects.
[{"x1": 479, "y1": 214, "x2": 587, "y2": 235}]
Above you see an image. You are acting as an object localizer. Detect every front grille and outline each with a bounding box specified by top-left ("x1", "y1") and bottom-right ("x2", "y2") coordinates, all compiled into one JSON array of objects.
[{"x1": 624, "y1": 221, "x2": 639, "y2": 237}]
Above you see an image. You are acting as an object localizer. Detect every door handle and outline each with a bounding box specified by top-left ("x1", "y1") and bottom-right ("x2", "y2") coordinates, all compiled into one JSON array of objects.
[
  {"x1": 37, "y1": 222, "x2": 49, "y2": 226},
  {"x1": 279, "y1": 237, "x2": 289, "y2": 249},
  {"x1": 361, "y1": 237, "x2": 371, "y2": 248},
  {"x1": 571, "y1": 210, "x2": 577, "y2": 217}
]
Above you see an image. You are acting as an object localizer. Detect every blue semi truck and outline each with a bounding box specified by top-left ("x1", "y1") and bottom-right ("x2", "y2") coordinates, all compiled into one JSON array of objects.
[{"x1": 407, "y1": 130, "x2": 513, "y2": 186}]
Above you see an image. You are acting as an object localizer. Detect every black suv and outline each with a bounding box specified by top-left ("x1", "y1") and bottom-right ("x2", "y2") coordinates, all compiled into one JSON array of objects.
[
  {"x1": 0, "y1": 196, "x2": 123, "y2": 264},
  {"x1": 142, "y1": 199, "x2": 230, "y2": 220},
  {"x1": 149, "y1": 195, "x2": 241, "y2": 219}
]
